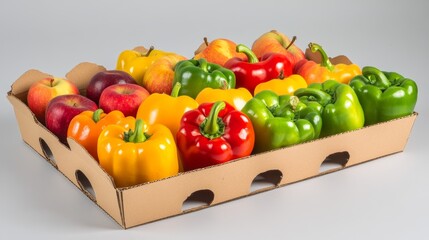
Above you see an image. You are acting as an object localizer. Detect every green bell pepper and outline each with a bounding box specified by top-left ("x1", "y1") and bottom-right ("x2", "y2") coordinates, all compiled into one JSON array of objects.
[
  {"x1": 173, "y1": 58, "x2": 236, "y2": 99},
  {"x1": 241, "y1": 90, "x2": 322, "y2": 153},
  {"x1": 294, "y1": 80, "x2": 364, "y2": 137},
  {"x1": 349, "y1": 66, "x2": 418, "y2": 126}
]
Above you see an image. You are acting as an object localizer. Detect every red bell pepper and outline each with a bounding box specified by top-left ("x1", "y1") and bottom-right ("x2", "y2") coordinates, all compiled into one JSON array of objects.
[
  {"x1": 176, "y1": 101, "x2": 255, "y2": 171},
  {"x1": 224, "y1": 44, "x2": 293, "y2": 93}
]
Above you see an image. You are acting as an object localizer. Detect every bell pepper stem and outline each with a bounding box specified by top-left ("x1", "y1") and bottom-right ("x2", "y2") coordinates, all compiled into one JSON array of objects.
[
  {"x1": 294, "y1": 88, "x2": 332, "y2": 107},
  {"x1": 202, "y1": 101, "x2": 226, "y2": 139},
  {"x1": 92, "y1": 109, "x2": 104, "y2": 123},
  {"x1": 273, "y1": 96, "x2": 300, "y2": 116},
  {"x1": 362, "y1": 66, "x2": 391, "y2": 90},
  {"x1": 289, "y1": 96, "x2": 299, "y2": 110},
  {"x1": 199, "y1": 58, "x2": 209, "y2": 72},
  {"x1": 236, "y1": 44, "x2": 259, "y2": 63},
  {"x1": 309, "y1": 43, "x2": 334, "y2": 71},
  {"x1": 171, "y1": 82, "x2": 181, "y2": 97},
  {"x1": 125, "y1": 119, "x2": 146, "y2": 143}
]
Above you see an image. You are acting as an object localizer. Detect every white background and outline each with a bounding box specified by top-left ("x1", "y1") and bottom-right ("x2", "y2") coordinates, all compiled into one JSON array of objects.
[{"x1": 1, "y1": 0, "x2": 428, "y2": 239}]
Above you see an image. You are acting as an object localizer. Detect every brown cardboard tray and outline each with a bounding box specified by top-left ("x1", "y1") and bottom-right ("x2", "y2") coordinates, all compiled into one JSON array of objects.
[{"x1": 7, "y1": 62, "x2": 418, "y2": 229}]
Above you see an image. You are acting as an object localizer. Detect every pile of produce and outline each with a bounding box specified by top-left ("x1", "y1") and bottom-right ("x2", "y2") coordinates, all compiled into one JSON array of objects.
[{"x1": 26, "y1": 30, "x2": 418, "y2": 188}]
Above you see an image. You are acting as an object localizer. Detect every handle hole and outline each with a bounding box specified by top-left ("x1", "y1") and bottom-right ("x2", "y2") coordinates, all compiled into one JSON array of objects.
[
  {"x1": 39, "y1": 138, "x2": 57, "y2": 168},
  {"x1": 182, "y1": 189, "x2": 214, "y2": 213},
  {"x1": 250, "y1": 170, "x2": 283, "y2": 194},
  {"x1": 320, "y1": 151, "x2": 350, "y2": 174},
  {"x1": 75, "y1": 170, "x2": 96, "y2": 202}
]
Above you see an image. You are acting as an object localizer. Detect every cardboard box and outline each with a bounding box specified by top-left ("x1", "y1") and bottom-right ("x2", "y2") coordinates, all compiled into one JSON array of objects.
[{"x1": 7, "y1": 62, "x2": 418, "y2": 229}]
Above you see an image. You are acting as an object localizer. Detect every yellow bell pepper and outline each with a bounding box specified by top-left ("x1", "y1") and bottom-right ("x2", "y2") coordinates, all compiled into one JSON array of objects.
[
  {"x1": 254, "y1": 74, "x2": 307, "y2": 96},
  {"x1": 136, "y1": 82, "x2": 198, "y2": 137},
  {"x1": 116, "y1": 46, "x2": 171, "y2": 85},
  {"x1": 98, "y1": 118, "x2": 179, "y2": 188},
  {"x1": 195, "y1": 87, "x2": 253, "y2": 110}
]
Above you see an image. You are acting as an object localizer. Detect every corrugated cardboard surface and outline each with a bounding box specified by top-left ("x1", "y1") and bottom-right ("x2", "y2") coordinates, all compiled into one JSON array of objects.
[{"x1": 7, "y1": 62, "x2": 417, "y2": 229}]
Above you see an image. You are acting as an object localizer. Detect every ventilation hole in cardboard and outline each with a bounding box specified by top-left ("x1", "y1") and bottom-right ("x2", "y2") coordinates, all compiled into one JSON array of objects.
[
  {"x1": 182, "y1": 189, "x2": 214, "y2": 212},
  {"x1": 75, "y1": 170, "x2": 96, "y2": 202},
  {"x1": 39, "y1": 138, "x2": 57, "y2": 168},
  {"x1": 250, "y1": 170, "x2": 283, "y2": 193},
  {"x1": 320, "y1": 151, "x2": 350, "y2": 173}
]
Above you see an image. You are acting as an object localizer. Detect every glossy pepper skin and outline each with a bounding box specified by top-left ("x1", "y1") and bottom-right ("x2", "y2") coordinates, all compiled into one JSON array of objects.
[
  {"x1": 294, "y1": 80, "x2": 365, "y2": 137},
  {"x1": 116, "y1": 46, "x2": 170, "y2": 85},
  {"x1": 195, "y1": 87, "x2": 252, "y2": 110},
  {"x1": 177, "y1": 101, "x2": 255, "y2": 171},
  {"x1": 136, "y1": 82, "x2": 199, "y2": 136},
  {"x1": 349, "y1": 66, "x2": 418, "y2": 126},
  {"x1": 67, "y1": 109, "x2": 126, "y2": 161},
  {"x1": 254, "y1": 74, "x2": 307, "y2": 96},
  {"x1": 98, "y1": 118, "x2": 179, "y2": 188},
  {"x1": 294, "y1": 43, "x2": 361, "y2": 84},
  {"x1": 173, "y1": 59, "x2": 236, "y2": 99},
  {"x1": 241, "y1": 90, "x2": 322, "y2": 153},
  {"x1": 224, "y1": 44, "x2": 293, "y2": 94}
]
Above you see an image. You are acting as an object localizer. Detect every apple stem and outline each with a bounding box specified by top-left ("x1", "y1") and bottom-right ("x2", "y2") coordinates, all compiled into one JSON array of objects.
[
  {"x1": 144, "y1": 46, "x2": 155, "y2": 57},
  {"x1": 309, "y1": 43, "x2": 334, "y2": 71},
  {"x1": 278, "y1": 70, "x2": 284, "y2": 80},
  {"x1": 236, "y1": 44, "x2": 259, "y2": 63},
  {"x1": 49, "y1": 78, "x2": 55, "y2": 87},
  {"x1": 285, "y1": 36, "x2": 297, "y2": 50},
  {"x1": 203, "y1": 37, "x2": 209, "y2": 47},
  {"x1": 124, "y1": 119, "x2": 147, "y2": 143},
  {"x1": 170, "y1": 82, "x2": 181, "y2": 97},
  {"x1": 92, "y1": 109, "x2": 104, "y2": 123}
]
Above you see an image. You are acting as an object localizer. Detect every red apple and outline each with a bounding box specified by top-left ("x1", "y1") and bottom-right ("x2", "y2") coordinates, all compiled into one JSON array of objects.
[
  {"x1": 142, "y1": 53, "x2": 186, "y2": 94},
  {"x1": 27, "y1": 77, "x2": 79, "y2": 124},
  {"x1": 251, "y1": 30, "x2": 305, "y2": 66},
  {"x1": 99, "y1": 83, "x2": 150, "y2": 117},
  {"x1": 193, "y1": 37, "x2": 247, "y2": 66},
  {"x1": 86, "y1": 70, "x2": 137, "y2": 104},
  {"x1": 45, "y1": 95, "x2": 97, "y2": 143}
]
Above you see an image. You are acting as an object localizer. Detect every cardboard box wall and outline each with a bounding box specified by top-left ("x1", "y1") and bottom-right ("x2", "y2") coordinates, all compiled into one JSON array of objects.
[{"x1": 7, "y1": 62, "x2": 417, "y2": 229}]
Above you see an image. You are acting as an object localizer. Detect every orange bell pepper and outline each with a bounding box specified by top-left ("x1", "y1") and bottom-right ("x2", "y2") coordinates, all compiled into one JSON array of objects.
[
  {"x1": 253, "y1": 74, "x2": 307, "y2": 96},
  {"x1": 294, "y1": 43, "x2": 361, "y2": 84},
  {"x1": 67, "y1": 109, "x2": 125, "y2": 161},
  {"x1": 98, "y1": 118, "x2": 179, "y2": 187},
  {"x1": 195, "y1": 87, "x2": 252, "y2": 110},
  {"x1": 136, "y1": 82, "x2": 198, "y2": 136}
]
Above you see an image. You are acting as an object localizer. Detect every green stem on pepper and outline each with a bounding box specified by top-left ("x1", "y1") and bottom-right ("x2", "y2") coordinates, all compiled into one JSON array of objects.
[
  {"x1": 124, "y1": 119, "x2": 147, "y2": 143},
  {"x1": 236, "y1": 44, "x2": 259, "y2": 63},
  {"x1": 362, "y1": 66, "x2": 391, "y2": 90},
  {"x1": 294, "y1": 88, "x2": 332, "y2": 107},
  {"x1": 92, "y1": 109, "x2": 104, "y2": 123},
  {"x1": 201, "y1": 101, "x2": 226, "y2": 139},
  {"x1": 199, "y1": 58, "x2": 209, "y2": 72},
  {"x1": 309, "y1": 43, "x2": 334, "y2": 71},
  {"x1": 170, "y1": 82, "x2": 181, "y2": 97}
]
